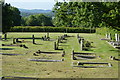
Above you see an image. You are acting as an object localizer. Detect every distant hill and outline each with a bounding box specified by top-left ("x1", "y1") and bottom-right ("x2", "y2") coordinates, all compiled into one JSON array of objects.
[
  {"x1": 19, "y1": 8, "x2": 54, "y2": 17},
  {"x1": 19, "y1": 8, "x2": 52, "y2": 13}
]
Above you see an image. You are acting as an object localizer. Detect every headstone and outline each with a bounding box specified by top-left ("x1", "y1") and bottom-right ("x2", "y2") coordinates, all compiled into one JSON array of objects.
[
  {"x1": 118, "y1": 34, "x2": 120, "y2": 42},
  {"x1": 47, "y1": 33, "x2": 49, "y2": 38},
  {"x1": 106, "y1": 33, "x2": 108, "y2": 39},
  {"x1": 32, "y1": 35, "x2": 35, "y2": 44},
  {"x1": 13, "y1": 38, "x2": 16, "y2": 44},
  {"x1": 54, "y1": 42, "x2": 57, "y2": 50},
  {"x1": 115, "y1": 33, "x2": 120, "y2": 42},
  {"x1": 108, "y1": 33, "x2": 111, "y2": 40},
  {"x1": 77, "y1": 34, "x2": 79, "y2": 38},
  {"x1": 62, "y1": 51, "x2": 65, "y2": 57},
  {"x1": 16, "y1": 38, "x2": 19, "y2": 42},
  {"x1": 4, "y1": 33, "x2": 7, "y2": 40},
  {"x1": 72, "y1": 50, "x2": 75, "y2": 60},
  {"x1": 110, "y1": 56, "x2": 115, "y2": 60},
  {"x1": 81, "y1": 39, "x2": 83, "y2": 51}
]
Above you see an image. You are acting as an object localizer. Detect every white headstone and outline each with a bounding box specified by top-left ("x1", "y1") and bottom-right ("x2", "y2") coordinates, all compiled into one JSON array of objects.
[
  {"x1": 81, "y1": 39, "x2": 83, "y2": 51},
  {"x1": 106, "y1": 33, "x2": 108, "y2": 38},
  {"x1": 115, "y1": 33, "x2": 118, "y2": 42},
  {"x1": 108, "y1": 33, "x2": 111, "y2": 40},
  {"x1": 118, "y1": 34, "x2": 120, "y2": 42}
]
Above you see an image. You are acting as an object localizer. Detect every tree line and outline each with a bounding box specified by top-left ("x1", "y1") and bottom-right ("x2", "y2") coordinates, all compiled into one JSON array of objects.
[
  {"x1": 21, "y1": 14, "x2": 53, "y2": 26},
  {"x1": 2, "y1": 2, "x2": 53, "y2": 33},
  {"x1": 53, "y1": 2, "x2": 120, "y2": 30}
]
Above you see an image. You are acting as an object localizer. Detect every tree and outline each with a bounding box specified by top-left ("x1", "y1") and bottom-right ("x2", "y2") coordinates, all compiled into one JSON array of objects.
[
  {"x1": 2, "y1": 2, "x2": 21, "y2": 40},
  {"x1": 23, "y1": 14, "x2": 53, "y2": 26},
  {"x1": 2, "y1": 3, "x2": 21, "y2": 33},
  {"x1": 53, "y1": 2, "x2": 120, "y2": 30}
]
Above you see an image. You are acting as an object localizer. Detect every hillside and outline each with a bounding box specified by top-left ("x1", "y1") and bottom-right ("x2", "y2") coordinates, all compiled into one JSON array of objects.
[{"x1": 19, "y1": 8, "x2": 54, "y2": 17}]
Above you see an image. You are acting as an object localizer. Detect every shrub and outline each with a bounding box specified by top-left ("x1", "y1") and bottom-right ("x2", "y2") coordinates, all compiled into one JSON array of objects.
[{"x1": 10, "y1": 26, "x2": 96, "y2": 33}]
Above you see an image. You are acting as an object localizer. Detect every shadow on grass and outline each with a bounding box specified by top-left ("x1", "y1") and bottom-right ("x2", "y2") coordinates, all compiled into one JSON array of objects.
[
  {"x1": 0, "y1": 48, "x2": 14, "y2": 50},
  {"x1": 110, "y1": 50, "x2": 120, "y2": 53},
  {"x1": 56, "y1": 48, "x2": 64, "y2": 50},
  {"x1": 34, "y1": 43, "x2": 43, "y2": 45},
  {"x1": 59, "y1": 41, "x2": 67, "y2": 43}
]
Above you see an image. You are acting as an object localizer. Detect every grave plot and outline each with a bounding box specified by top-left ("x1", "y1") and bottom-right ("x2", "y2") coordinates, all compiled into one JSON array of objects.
[
  {"x1": 53, "y1": 34, "x2": 72, "y2": 50},
  {"x1": 71, "y1": 50, "x2": 98, "y2": 60},
  {"x1": 33, "y1": 50, "x2": 65, "y2": 57},
  {"x1": 14, "y1": 35, "x2": 38, "y2": 44},
  {"x1": 107, "y1": 41, "x2": 120, "y2": 49},
  {"x1": 72, "y1": 62, "x2": 112, "y2": 68},
  {"x1": 28, "y1": 58, "x2": 64, "y2": 62},
  {"x1": 29, "y1": 50, "x2": 65, "y2": 62},
  {"x1": 2, "y1": 43, "x2": 28, "y2": 49},
  {"x1": 0, "y1": 53, "x2": 23, "y2": 56},
  {"x1": 77, "y1": 34, "x2": 93, "y2": 51}
]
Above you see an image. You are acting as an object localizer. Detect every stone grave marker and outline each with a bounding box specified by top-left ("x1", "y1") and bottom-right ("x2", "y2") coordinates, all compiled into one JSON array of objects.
[
  {"x1": 115, "y1": 33, "x2": 120, "y2": 42},
  {"x1": 13, "y1": 38, "x2": 16, "y2": 44},
  {"x1": 32, "y1": 35, "x2": 35, "y2": 44},
  {"x1": 81, "y1": 39, "x2": 83, "y2": 51},
  {"x1": 108, "y1": 33, "x2": 111, "y2": 40}
]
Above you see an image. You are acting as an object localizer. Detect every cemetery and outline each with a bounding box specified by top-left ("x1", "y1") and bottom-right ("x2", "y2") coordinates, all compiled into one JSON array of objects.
[{"x1": 1, "y1": 32, "x2": 119, "y2": 78}]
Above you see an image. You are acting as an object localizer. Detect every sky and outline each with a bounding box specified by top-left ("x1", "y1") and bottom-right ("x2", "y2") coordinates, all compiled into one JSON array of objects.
[{"x1": 5, "y1": 0, "x2": 65, "y2": 10}]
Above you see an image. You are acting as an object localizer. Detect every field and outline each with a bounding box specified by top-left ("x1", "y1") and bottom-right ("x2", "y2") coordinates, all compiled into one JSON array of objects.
[{"x1": 1, "y1": 32, "x2": 119, "y2": 78}]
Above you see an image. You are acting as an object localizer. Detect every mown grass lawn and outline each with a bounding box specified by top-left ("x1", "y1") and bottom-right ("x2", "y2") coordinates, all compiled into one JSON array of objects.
[{"x1": 1, "y1": 32, "x2": 119, "y2": 78}]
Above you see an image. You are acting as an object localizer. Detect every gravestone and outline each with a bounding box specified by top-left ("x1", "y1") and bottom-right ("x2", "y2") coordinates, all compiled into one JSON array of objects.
[
  {"x1": 13, "y1": 38, "x2": 16, "y2": 44},
  {"x1": 62, "y1": 51, "x2": 65, "y2": 57},
  {"x1": 115, "y1": 33, "x2": 120, "y2": 42},
  {"x1": 4, "y1": 33, "x2": 7, "y2": 40},
  {"x1": 47, "y1": 33, "x2": 49, "y2": 38},
  {"x1": 118, "y1": 34, "x2": 120, "y2": 42},
  {"x1": 77, "y1": 34, "x2": 80, "y2": 38},
  {"x1": 106, "y1": 33, "x2": 108, "y2": 39},
  {"x1": 54, "y1": 42, "x2": 57, "y2": 50},
  {"x1": 108, "y1": 33, "x2": 111, "y2": 40},
  {"x1": 72, "y1": 50, "x2": 76, "y2": 60},
  {"x1": 32, "y1": 35, "x2": 35, "y2": 44},
  {"x1": 16, "y1": 38, "x2": 19, "y2": 42},
  {"x1": 81, "y1": 39, "x2": 83, "y2": 51}
]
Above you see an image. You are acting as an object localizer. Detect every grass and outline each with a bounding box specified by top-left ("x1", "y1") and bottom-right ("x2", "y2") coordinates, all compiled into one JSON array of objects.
[{"x1": 1, "y1": 32, "x2": 119, "y2": 78}]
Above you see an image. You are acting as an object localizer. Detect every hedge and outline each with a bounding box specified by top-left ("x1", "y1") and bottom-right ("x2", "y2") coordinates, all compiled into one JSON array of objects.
[
  {"x1": 10, "y1": 26, "x2": 96, "y2": 33},
  {"x1": 96, "y1": 27, "x2": 120, "y2": 40}
]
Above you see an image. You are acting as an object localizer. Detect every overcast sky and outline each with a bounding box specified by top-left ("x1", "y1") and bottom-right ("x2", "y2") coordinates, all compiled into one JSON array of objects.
[{"x1": 5, "y1": 0, "x2": 64, "y2": 10}]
